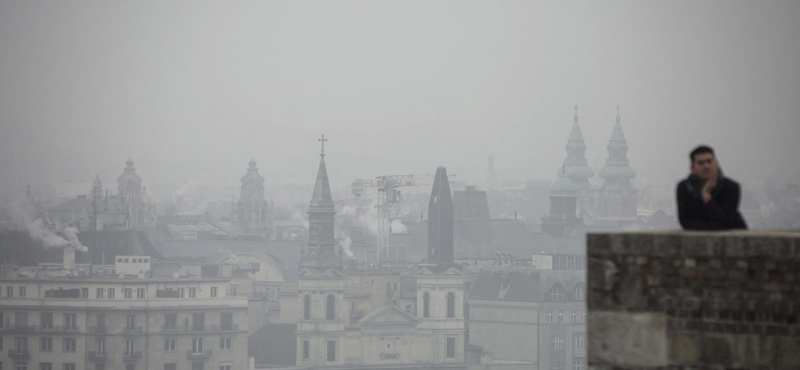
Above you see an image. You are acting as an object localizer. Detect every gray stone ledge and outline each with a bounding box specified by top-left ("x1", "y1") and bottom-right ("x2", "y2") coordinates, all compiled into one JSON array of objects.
[{"x1": 587, "y1": 230, "x2": 800, "y2": 259}]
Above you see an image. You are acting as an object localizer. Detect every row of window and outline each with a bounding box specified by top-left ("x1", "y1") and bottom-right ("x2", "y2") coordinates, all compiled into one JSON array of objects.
[
  {"x1": 421, "y1": 292, "x2": 457, "y2": 318},
  {"x1": 0, "y1": 313, "x2": 78, "y2": 330},
  {"x1": 552, "y1": 360, "x2": 585, "y2": 370},
  {"x1": 0, "y1": 363, "x2": 233, "y2": 370},
  {"x1": 300, "y1": 338, "x2": 457, "y2": 362},
  {"x1": 1, "y1": 286, "x2": 219, "y2": 299},
  {"x1": 546, "y1": 310, "x2": 587, "y2": 324},
  {"x1": 0, "y1": 336, "x2": 233, "y2": 356},
  {"x1": 0, "y1": 312, "x2": 235, "y2": 333},
  {"x1": 547, "y1": 285, "x2": 585, "y2": 301},
  {"x1": 302, "y1": 292, "x2": 459, "y2": 321},
  {"x1": 552, "y1": 255, "x2": 586, "y2": 270},
  {"x1": 117, "y1": 257, "x2": 149, "y2": 264},
  {"x1": 1, "y1": 362, "x2": 75, "y2": 370},
  {"x1": 1, "y1": 337, "x2": 76, "y2": 352},
  {"x1": 551, "y1": 333, "x2": 585, "y2": 351}
]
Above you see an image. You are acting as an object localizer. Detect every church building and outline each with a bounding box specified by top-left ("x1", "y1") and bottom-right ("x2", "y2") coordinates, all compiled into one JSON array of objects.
[{"x1": 294, "y1": 136, "x2": 467, "y2": 369}]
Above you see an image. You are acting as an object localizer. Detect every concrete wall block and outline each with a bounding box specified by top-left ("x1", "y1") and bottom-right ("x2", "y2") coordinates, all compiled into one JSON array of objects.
[
  {"x1": 668, "y1": 331, "x2": 702, "y2": 365},
  {"x1": 588, "y1": 311, "x2": 668, "y2": 368}
]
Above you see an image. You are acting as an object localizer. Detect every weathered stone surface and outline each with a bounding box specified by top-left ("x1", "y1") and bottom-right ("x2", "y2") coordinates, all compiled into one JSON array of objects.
[
  {"x1": 700, "y1": 335, "x2": 733, "y2": 367},
  {"x1": 652, "y1": 234, "x2": 683, "y2": 256},
  {"x1": 588, "y1": 311, "x2": 668, "y2": 367},
  {"x1": 588, "y1": 231, "x2": 800, "y2": 370},
  {"x1": 681, "y1": 234, "x2": 718, "y2": 257},
  {"x1": 775, "y1": 337, "x2": 800, "y2": 369},
  {"x1": 588, "y1": 233, "x2": 612, "y2": 255},
  {"x1": 668, "y1": 332, "x2": 701, "y2": 365},
  {"x1": 625, "y1": 233, "x2": 654, "y2": 255}
]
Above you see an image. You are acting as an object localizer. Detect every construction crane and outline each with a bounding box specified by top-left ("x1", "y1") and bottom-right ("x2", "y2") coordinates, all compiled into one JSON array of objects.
[{"x1": 351, "y1": 173, "x2": 456, "y2": 267}]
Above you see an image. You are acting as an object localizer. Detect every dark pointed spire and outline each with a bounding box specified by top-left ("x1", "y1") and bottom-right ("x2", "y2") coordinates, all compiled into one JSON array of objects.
[
  {"x1": 301, "y1": 135, "x2": 340, "y2": 270},
  {"x1": 427, "y1": 166, "x2": 454, "y2": 265},
  {"x1": 310, "y1": 160, "x2": 334, "y2": 209}
]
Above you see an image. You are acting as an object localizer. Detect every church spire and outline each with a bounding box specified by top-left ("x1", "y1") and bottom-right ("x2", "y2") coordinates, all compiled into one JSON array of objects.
[
  {"x1": 427, "y1": 166, "x2": 454, "y2": 265},
  {"x1": 599, "y1": 106, "x2": 636, "y2": 189},
  {"x1": 310, "y1": 135, "x2": 334, "y2": 209},
  {"x1": 560, "y1": 104, "x2": 594, "y2": 188},
  {"x1": 301, "y1": 135, "x2": 340, "y2": 270}
]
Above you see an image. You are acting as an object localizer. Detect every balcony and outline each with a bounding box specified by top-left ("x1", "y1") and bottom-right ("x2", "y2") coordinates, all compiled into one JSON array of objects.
[
  {"x1": 123, "y1": 325, "x2": 144, "y2": 334},
  {"x1": 574, "y1": 348, "x2": 586, "y2": 358},
  {"x1": 88, "y1": 326, "x2": 108, "y2": 334},
  {"x1": 0, "y1": 324, "x2": 35, "y2": 333},
  {"x1": 42, "y1": 324, "x2": 80, "y2": 333},
  {"x1": 0, "y1": 324, "x2": 80, "y2": 333},
  {"x1": 8, "y1": 349, "x2": 31, "y2": 360},
  {"x1": 123, "y1": 351, "x2": 143, "y2": 361},
  {"x1": 162, "y1": 324, "x2": 239, "y2": 332},
  {"x1": 88, "y1": 351, "x2": 107, "y2": 362},
  {"x1": 187, "y1": 349, "x2": 213, "y2": 359}
]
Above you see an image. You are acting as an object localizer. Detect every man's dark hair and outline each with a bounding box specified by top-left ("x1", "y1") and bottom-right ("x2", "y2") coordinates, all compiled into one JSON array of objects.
[{"x1": 690, "y1": 146, "x2": 715, "y2": 163}]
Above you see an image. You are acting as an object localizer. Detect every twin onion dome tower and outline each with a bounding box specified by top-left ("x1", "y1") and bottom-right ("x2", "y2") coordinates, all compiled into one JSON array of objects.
[{"x1": 545, "y1": 105, "x2": 638, "y2": 235}]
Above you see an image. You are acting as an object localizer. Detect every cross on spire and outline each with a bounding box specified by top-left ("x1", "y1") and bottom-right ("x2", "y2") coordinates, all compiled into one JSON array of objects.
[
  {"x1": 574, "y1": 104, "x2": 579, "y2": 123},
  {"x1": 318, "y1": 134, "x2": 328, "y2": 157},
  {"x1": 616, "y1": 105, "x2": 621, "y2": 123}
]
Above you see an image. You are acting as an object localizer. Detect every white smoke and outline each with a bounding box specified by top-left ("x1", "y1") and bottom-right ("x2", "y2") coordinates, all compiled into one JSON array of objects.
[
  {"x1": 355, "y1": 205, "x2": 378, "y2": 236},
  {"x1": 23, "y1": 212, "x2": 88, "y2": 252},
  {"x1": 62, "y1": 226, "x2": 89, "y2": 252},
  {"x1": 390, "y1": 219, "x2": 407, "y2": 234},
  {"x1": 339, "y1": 236, "x2": 355, "y2": 259}
]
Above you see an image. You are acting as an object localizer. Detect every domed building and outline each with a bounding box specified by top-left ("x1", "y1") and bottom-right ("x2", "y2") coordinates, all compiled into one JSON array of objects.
[
  {"x1": 597, "y1": 107, "x2": 638, "y2": 219},
  {"x1": 541, "y1": 167, "x2": 584, "y2": 237}
]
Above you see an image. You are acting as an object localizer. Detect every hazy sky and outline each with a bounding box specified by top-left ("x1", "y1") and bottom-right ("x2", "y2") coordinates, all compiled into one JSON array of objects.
[{"x1": 1, "y1": 1, "x2": 799, "y2": 199}]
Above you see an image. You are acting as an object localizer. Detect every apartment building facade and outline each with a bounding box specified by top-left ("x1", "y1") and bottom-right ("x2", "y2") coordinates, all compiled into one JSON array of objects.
[{"x1": 0, "y1": 275, "x2": 248, "y2": 370}]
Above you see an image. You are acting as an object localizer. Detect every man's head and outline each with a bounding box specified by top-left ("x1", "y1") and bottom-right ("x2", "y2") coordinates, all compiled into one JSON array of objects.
[{"x1": 690, "y1": 145, "x2": 718, "y2": 181}]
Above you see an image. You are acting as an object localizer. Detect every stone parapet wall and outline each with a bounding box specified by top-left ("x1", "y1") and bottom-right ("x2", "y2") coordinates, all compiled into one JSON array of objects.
[{"x1": 587, "y1": 231, "x2": 800, "y2": 370}]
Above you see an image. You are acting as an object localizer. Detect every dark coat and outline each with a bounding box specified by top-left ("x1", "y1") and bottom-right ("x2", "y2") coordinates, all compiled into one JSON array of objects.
[{"x1": 676, "y1": 172, "x2": 748, "y2": 230}]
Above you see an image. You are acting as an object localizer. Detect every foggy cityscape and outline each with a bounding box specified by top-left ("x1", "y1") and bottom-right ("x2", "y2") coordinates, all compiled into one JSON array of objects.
[{"x1": 0, "y1": 1, "x2": 799, "y2": 370}]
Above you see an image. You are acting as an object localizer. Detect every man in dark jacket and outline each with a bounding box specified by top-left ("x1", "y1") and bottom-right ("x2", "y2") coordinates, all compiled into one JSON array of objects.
[{"x1": 677, "y1": 146, "x2": 747, "y2": 230}]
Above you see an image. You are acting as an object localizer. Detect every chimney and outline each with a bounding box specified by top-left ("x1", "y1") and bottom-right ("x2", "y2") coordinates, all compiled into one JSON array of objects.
[{"x1": 63, "y1": 247, "x2": 76, "y2": 270}]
